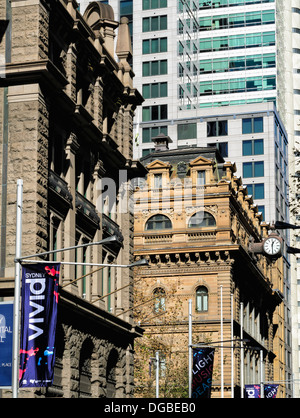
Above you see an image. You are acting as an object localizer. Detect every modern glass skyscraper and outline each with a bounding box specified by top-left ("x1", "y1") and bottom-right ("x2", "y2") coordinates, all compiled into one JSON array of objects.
[{"x1": 131, "y1": 0, "x2": 278, "y2": 157}]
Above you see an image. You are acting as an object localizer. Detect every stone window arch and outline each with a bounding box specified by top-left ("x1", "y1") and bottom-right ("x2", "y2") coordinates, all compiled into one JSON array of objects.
[
  {"x1": 188, "y1": 211, "x2": 216, "y2": 228},
  {"x1": 145, "y1": 214, "x2": 172, "y2": 230},
  {"x1": 79, "y1": 339, "x2": 94, "y2": 398},
  {"x1": 106, "y1": 349, "x2": 119, "y2": 398}
]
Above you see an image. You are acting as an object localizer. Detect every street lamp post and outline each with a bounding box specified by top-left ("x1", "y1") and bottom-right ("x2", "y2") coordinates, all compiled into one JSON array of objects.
[
  {"x1": 156, "y1": 351, "x2": 159, "y2": 398},
  {"x1": 260, "y1": 349, "x2": 264, "y2": 398},
  {"x1": 11, "y1": 179, "x2": 148, "y2": 398},
  {"x1": 12, "y1": 179, "x2": 23, "y2": 399},
  {"x1": 188, "y1": 299, "x2": 193, "y2": 398},
  {"x1": 149, "y1": 352, "x2": 160, "y2": 398}
]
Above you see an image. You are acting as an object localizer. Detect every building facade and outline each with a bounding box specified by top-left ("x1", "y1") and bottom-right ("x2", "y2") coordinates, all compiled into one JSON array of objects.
[
  {"x1": 141, "y1": 102, "x2": 289, "y2": 224},
  {"x1": 85, "y1": 0, "x2": 299, "y2": 395},
  {"x1": 133, "y1": 140, "x2": 288, "y2": 397},
  {"x1": 0, "y1": 0, "x2": 145, "y2": 397}
]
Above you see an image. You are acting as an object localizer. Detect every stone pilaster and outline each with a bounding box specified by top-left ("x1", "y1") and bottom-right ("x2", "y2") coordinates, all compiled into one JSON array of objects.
[
  {"x1": 10, "y1": 0, "x2": 49, "y2": 63},
  {"x1": 5, "y1": 84, "x2": 49, "y2": 275}
]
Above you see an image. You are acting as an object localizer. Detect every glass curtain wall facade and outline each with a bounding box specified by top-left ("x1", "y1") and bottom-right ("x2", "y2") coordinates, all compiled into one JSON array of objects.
[
  {"x1": 129, "y1": 0, "x2": 278, "y2": 158},
  {"x1": 178, "y1": 0, "x2": 276, "y2": 111}
]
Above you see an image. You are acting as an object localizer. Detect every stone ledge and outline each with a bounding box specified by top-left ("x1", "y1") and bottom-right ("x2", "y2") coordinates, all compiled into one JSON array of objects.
[{"x1": 3, "y1": 59, "x2": 69, "y2": 90}]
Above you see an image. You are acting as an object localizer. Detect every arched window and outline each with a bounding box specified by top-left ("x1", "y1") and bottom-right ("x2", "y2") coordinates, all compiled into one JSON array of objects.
[
  {"x1": 106, "y1": 349, "x2": 119, "y2": 398},
  {"x1": 188, "y1": 211, "x2": 216, "y2": 228},
  {"x1": 79, "y1": 339, "x2": 94, "y2": 398},
  {"x1": 196, "y1": 286, "x2": 208, "y2": 312},
  {"x1": 145, "y1": 214, "x2": 172, "y2": 231},
  {"x1": 153, "y1": 287, "x2": 166, "y2": 313}
]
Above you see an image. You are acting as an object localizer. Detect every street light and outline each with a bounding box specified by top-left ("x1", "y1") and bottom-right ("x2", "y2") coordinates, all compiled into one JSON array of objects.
[
  {"x1": 274, "y1": 221, "x2": 300, "y2": 230},
  {"x1": 270, "y1": 221, "x2": 300, "y2": 254},
  {"x1": 14, "y1": 234, "x2": 122, "y2": 264},
  {"x1": 128, "y1": 258, "x2": 149, "y2": 268},
  {"x1": 18, "y1": 257, "x2": 149, "y2": 268},
  {"x1": 287, "y1": 246, "x2": 300, "y2": 255},
  {"x1": 11, "y1": 179, "x2": 148, "y2": 398},
  {"x1": 12, "y1": 233, "x2": 126, "y2": 398}
]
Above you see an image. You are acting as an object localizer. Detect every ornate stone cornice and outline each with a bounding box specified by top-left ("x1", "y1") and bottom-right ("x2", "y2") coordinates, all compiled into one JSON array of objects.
[{"x1": 135, "y1": 250, "x2": 235, "y2": 275}]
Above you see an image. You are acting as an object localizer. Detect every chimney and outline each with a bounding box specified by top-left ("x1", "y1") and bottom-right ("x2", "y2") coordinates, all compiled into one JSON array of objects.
[{"x1": 152, "y1": 134, "x2": 172, "y2": 152}]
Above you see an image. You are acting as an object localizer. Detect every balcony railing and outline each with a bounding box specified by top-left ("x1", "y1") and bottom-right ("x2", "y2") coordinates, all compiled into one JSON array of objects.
[
  {"x1": 76, "y1": 192, "x2": 100, "y2": 227},
  {"x1": 142, "y1": 229, "x2": 217, "y2": 245},
  {"x1": 102, "y1": 213, "x2": 124, "y2": 244},
  {"x1": 48, "y1": 170, "x2": 73, "y2": 214},
  {"x1": 187, "y1": 231, "x2": 216, "y2": 241}
]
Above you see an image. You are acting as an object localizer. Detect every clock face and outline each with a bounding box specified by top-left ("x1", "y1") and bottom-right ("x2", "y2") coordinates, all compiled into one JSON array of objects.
[{"x1": 263, "y1": 237, "x2": 282, "y2": 256}]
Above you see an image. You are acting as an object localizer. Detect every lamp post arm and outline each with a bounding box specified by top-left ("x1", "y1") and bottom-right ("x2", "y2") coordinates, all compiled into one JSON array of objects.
[{"x1": 14, "y1": 235, "x2": 119, "y2": 263}]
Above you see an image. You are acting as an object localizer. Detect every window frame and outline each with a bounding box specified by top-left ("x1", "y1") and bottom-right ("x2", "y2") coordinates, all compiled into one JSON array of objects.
[
  {"x1": 243, "y1": 161, "x2": 264, "y2": 178},
  {"x1": 153, "y1": 287, "x2": 166, "y2": 313},
  {"x1": 188, "y1": 211, "x2": 216, "y2": 228},
  {"x1": 196, "y1": 286, "x2": 208, "y2": 313},
  {"x1": 145, "y1": 214, "x2": 172, "y2": 231}
]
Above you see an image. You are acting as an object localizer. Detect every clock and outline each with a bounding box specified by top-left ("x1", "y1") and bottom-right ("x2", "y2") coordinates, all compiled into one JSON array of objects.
[{"x1": 263, "y1": 236, "x2": 282, "y2": 256}]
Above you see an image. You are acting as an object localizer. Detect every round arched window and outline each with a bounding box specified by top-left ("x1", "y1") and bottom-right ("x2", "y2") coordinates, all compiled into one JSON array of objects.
[
  {"x1": 145, "y1": 215, "x2": 172, "y2": 231},
  {"x1": 188, "y1": 211, "x2": 216, "y2": 228}
]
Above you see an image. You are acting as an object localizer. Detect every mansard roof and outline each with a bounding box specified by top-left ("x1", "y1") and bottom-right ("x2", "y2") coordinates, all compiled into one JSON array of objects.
[{"x1": 140, "y1": 145, "x2": 224, "y2": 168}]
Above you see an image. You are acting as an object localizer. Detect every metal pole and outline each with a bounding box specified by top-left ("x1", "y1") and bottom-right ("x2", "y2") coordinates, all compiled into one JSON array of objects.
[
  {"x1": 231, "y1": 293, "x2": 234, "y2": 398},
  {"x1": 12, "y1": 179, "x2": 23, "y2": 398},
  {"x1": 156, "y1": 351, "x2": 159, "y2": 398},
  {"x1": 220, "y1": 285, "x2": 224, "y2": 398},
  {"x1": 19, "y1": 260, "x2": 146, "y2": 268},
  {"x1": 240, "y1": 302, "x2": 244, "y2": 398},
  {"x1": 260, "y1": 350, "x2": 264, "y2": 398},
  {"x1": 188, "y1": 299, "x2": 192, "y2": 398},
  {"x1": 14, "y1": 235, "x2": 120, "y2": 263}
]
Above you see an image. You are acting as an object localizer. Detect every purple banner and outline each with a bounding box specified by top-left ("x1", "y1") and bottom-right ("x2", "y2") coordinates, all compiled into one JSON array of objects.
[
  {"x1": 245, "y1": 385, "x2": 261, "y2": 398},
  {"x1": 19, "y1": 263, "x2": 60, "y2": 387},
  {"x1": 192, "y1": 347, "x2": 215, "y2": 398},
  {"x1": 245, "y1": 384, "x2": 279, "y2": 398},
  {"x1": 264, "y1": 384, "x2": 278, "y2": 398}
]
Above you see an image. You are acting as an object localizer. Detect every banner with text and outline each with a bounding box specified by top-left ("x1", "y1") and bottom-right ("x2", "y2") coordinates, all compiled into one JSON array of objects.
[
  {"x1": 191, "y1": 347, "x2": 215, "y2": 398},
  {"x1": 245, "y1": 384, "x2": 261, "y2": 398},
  {"x1": 264, "y1": 384, "x2": 278, "y2": 398},
  {"x1": 0, "y1": 301, "x2": 13, "y2": 388},
  {"x1": 19, "y1": 263, "x2": 60, "y2": 387}
]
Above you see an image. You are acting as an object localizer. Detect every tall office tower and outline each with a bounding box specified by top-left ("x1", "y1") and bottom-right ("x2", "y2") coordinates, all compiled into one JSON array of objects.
[
  {"x1": 77, "y1": 0, "x2": 299, "y2": 397},
  {"x1": 133, "y1": 0, "x2": 277, "y2": 158}
]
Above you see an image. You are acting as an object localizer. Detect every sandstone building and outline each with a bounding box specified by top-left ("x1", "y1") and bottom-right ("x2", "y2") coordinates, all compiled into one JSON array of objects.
[
  {"x1": 0, "y1": 0, "x2": 145, "y2": 397},
  {"x1": 133, "y1": 136, "x2": 288, "y2": 398}
]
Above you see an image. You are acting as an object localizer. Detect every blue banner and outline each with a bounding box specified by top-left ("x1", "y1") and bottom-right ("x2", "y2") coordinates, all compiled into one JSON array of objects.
[
  {"x1": 264, "y1": 384, "x2": 278, "y2": 398},
  {"x1": 19, "y1": 263, "x2": 60, "y2": 387},
  {"x1": 245, "y1": 384, "x2": 261, "y2": 398},
  {"x1": 0, "y1": 302, "x2": 13, "y2": 388},
  {"x1": 191, "y1": 347, "x2": 215, "y2": 398}
]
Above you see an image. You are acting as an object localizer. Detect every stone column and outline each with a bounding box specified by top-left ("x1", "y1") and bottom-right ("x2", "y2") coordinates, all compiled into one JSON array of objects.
[
  {"x1": 91, "y1": 160, "x2": 105, "y2": 308},
  {"x1": 63, "y1": 133, "x2": 79, "y2": 293}
]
